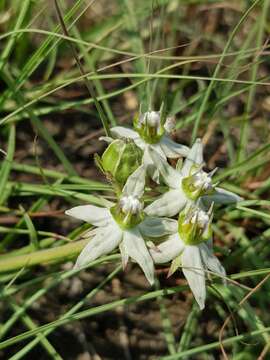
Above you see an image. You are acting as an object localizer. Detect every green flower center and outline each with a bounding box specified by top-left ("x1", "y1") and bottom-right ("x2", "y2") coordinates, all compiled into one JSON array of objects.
[
  {"x1": 182, "y1": 166, "x2": 214, "y2": 200},
  {"x1": 110, "y1": 198, "x2": 145, "y2": 230},
  {"x1": 133, "y1": 111, "x2": 165, "y2": 144},
  {"x1": 178, "y1": 208, "x2": 212, "y2": 245}
]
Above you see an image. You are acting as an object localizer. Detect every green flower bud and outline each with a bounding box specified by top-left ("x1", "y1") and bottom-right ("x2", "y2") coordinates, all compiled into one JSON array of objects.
[
  {"x1": 178, "y1": 205, "x2": 212, "y2": 245},
  {"x1": 101, "y1": 139, "x2": 143, "y2": 186}
]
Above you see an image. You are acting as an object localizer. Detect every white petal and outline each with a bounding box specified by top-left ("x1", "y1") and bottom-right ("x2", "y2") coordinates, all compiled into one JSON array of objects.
[
  {"x1": 119, "y1": 241, "x2": 129, "y2": 269},
  {"x1": 160, "y1": 136, "x2": 190, "y2": 158},
  {"x1": 65, "y1": 205, "x2": 112, "y2": 227},
  {"x1": 81, "y1": 227, "x2": 99, "y2": 238},
  {"x1": 123, "y1": 227, "x2": 155, "y2": 285},
  {"x1": 139, "y1": 217, "x2": 178, "y2": 237},
  {"x1": 74, "y1": 224, "x2": 122, "y2": 269},
  {"x1": 144, "y1": 189, "x2": 187, "y2": 217},
  {"x1": 182, "y1": 138, "x2": 203, "y2": 176},
  {"x1": 150, "y1": 143, "x2": 167, "y2": 159},
  {"x1": 111, "y1": 126, "x2": 139, "y2": 139},
  {"x1": 148, "y1": 147, "x2": 182, "y2": 188},
  {"x1": 150, "y1": 233, "x2": 185, "y2": 263},
  {"x1": 182, "y1": 246, "x2": 206, "y2": 310},
  {"x1": 142, "y1": 146, "x2": 153, "y2": 166},
  {"x1": 134, "y1": 137, "x2": 146, "y2": 150},
  {"x1": 122, "y1": 164, "x2": 146, "y2": 198},
  {"x1": 143, "y1": 146, "x2": 160, "y2": 183},
  {"x1": 202, "y1": 187, "x2": 243, "y2": 205},
  {"x1": 199, "y1": 243, "x2": 226, "y2": 281}
]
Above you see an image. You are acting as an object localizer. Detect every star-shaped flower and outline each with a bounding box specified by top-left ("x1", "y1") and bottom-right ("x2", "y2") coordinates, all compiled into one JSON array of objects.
[
  {"x1": 144, "y1": 138, "x2": 242, "y2": 217},
  {"x1": 149, "y1": 205, "x2": 226, "y2": 309},
  {"x1": 101, "y1": 111, "x2": 190, "y2": 182},
  {"x1": 65, "y1": 165, "x2": 176, "y2": 285}
]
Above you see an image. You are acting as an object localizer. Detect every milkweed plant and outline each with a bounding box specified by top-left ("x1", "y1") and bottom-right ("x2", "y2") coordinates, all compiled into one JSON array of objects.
[{"x1": 66, "y1": 107, "x2": 242, "y2": 310}]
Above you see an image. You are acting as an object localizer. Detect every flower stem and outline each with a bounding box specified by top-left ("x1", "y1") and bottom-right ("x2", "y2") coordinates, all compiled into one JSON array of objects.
[{"x1": 0, "y1": 239, "x2": 89, "y2": 273}]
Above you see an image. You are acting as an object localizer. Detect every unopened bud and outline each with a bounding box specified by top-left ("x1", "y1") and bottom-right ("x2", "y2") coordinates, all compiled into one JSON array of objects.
[{"x1": 101, "y1": 139, "x2": 143, "y2": 186}]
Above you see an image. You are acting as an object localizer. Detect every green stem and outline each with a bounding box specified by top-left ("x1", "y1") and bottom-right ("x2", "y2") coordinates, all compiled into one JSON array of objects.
[
  {"x1": 9, "y1": 162, "x2": 106, "y2": 186},
  {"x1": 0, "y1": 239, "x2": 88, "y2": 273},
  {"x1": 10, "y1": 301, "x2": 63, "y2": 360},
  {"x1": 161, "y1": 326, "x2": 270, "y2": 359}
]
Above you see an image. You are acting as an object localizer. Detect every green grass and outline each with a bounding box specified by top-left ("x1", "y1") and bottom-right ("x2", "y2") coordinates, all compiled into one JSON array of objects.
[{"x1": 0, "y1": 0, "x2": 270, "y2": 358}]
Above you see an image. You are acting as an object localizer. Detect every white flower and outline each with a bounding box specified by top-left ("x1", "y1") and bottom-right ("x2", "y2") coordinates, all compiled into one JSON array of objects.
[
  {"x1": 144, "y1": 138, "x2": 242, "y2": 217},
  {"x1": 65, "y1": 165, "x2": 176, "y2": 285},
  {"x1": 100, "y1": 111, "x2": 189, "y2": 182},
  {"x1": 111, "y1": 123, "x2": 189, "y2": 160},
  {"x1": 149, "y1": 206, "x2": 226, "y2": 309}
]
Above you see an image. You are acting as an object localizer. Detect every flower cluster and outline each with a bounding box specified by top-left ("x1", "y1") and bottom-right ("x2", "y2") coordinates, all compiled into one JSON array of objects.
[{"x1": 66, "y1": 109, "x2": 242, "y2": 309}]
